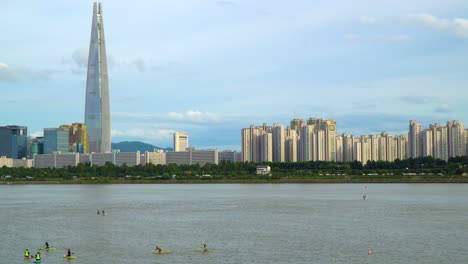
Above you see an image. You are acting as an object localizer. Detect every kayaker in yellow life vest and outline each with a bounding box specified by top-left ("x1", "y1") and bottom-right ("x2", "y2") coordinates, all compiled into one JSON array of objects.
[
  {"x1": 24, "y1": 249, "x2": 30, "y2": 258},
  {"x1": 35, "y1": 252, "x2": 41, "y2": 260},
  {"x1": 155, "y1": 245, "x2": 161, "y2": 253}
]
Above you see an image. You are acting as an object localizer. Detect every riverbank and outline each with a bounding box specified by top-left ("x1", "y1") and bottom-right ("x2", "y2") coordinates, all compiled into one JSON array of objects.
[{"x1": 1, "y1": 175, "x2": 467, "y2": 184}]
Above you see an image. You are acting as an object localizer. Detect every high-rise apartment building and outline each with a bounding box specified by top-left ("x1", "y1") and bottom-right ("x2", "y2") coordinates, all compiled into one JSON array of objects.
[
  {"x1": 421, "y1": 129, "x2": 433, "y2": 157},
  {"x1": 85, "y1": 2, "x2": 111, "y2": 153},
  {"x1": 285, "y1": 128, "x2": 297, "y2": 162},
  {"x1": 0, "y1": 125, "x2": 28, "y2": 159},
  {"x1": 260, "y1": 132, "x2": 273, "y2": 162},
  {"x1": 44, "y1": 127, "x2": 69, "y2": 154},
  {"x1": 465, "y1": 129, "x2": 468, "y2": 156},
  {"x1": 272, "y1": 123, "x2": 285, "y2": 162},
  {"x1": 447, "y1": 120, "x2": 465, "y2": 157},
  {"x1": 173, "y1": 132, "x2": 189, "y2": 152},
  {"x1": 435, "y1": 126, "x2": 448, "y2": 161},
  {"x1": 409, "y1": 120, "x2": 422, "y2": 158}
]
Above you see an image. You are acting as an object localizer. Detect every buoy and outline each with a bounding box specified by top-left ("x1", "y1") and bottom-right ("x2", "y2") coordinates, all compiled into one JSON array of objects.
[{"x1": 368, "y1": 250, "x2": 373, "y2": 255}]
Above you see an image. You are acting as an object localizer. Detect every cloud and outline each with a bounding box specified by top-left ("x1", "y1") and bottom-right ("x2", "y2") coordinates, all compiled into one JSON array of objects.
[
  {"x1": 406, "y1": 14, "x2": 468, "y2": 39},
  {"x1": 397, "y1": 96, "x2": 439, "y2": 104},
  {"x1": 0, "y1": 62, "x2": 55, "y2": 81},
  {"x1": 359, "y1": 16, "x2": 376, "y2": 25},
  {"x1": 111, "y1": 128, "x2": 174, "y2": 140},
  {"x1": 434, "y1": 104, "x2": 451, "y2": 114},
  {"x1": 112, "y1": 111, "x2": 222, "y2": 123},
  {"x1": 132, "y1": 59, "x2": 146, "y2": 72},
  {"x1": 30, "y1": 131, "x2": 44, "y2": 138},
  {"x1": 343, "y1": 34, "x2": 360, "y2": 41},
  {"x1": 385, "y1": 35, "x2": 410, "y2": 44},
  {"x1": 72, "y1": 48, "x2": 88, "y2": 68}
]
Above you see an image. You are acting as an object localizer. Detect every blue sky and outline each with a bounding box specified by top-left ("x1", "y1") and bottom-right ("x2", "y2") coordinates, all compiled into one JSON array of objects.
[{"x1": 1, "y1": 0, "x2": 467, "y2": 150}]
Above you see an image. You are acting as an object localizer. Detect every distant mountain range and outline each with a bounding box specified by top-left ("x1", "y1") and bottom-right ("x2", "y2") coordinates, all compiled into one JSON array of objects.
[{"x1": 111, "y1": 141, "x2": 172, "y2": 152}]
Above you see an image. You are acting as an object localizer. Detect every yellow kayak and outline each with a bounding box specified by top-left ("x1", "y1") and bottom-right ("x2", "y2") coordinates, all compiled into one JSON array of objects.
[
  {"x1": 63, "y1": 255, "x2": 77, "y2": 259},
  {"x1": 39, "y1": 247, "x2": 56, "y2": 251},
  {"x1": 196, "y1": 249, "x2": 214, "y2": 253},
  {"x1": 152, "y1": 250, "x2": 172, "y2": 254}
]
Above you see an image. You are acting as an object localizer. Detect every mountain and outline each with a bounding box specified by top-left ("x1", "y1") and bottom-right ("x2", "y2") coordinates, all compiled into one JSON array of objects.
[{"x1": 111, "y1": 141, "x2": 172, "y2": 152}]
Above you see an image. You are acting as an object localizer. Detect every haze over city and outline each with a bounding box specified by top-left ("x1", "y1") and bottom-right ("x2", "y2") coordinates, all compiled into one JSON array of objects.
[{"x1": 1, "y1": 0, "x2": 467, "y2": 150}]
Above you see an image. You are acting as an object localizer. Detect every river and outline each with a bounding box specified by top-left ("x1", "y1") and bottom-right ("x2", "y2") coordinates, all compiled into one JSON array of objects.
[{"x1": 1, "y1": 184, "x2": 467, "y2": 263}]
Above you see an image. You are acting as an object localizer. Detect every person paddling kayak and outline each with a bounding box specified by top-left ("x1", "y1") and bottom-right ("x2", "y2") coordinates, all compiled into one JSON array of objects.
[
  {"x1": 43, "y1": 242, "x2": 50, "y2": 249},
  {"x1": 202, "y1": 242, "x2": 207, "y2": 251},
  {"x1": 154, "y1": 245, "x2": 162, "y2": 253},
  {"x1": 66, "y1": 249, "x2": 72, "y2": 257},
  {"x1": 35, "y1": 252, "x2": 41, "y2": 261},
  {"x1": 24, "y1": 249, "x2": 30, "y2": 258}
]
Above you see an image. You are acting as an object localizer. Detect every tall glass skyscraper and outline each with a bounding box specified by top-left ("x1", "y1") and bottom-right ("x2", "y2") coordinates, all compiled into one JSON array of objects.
[{"x1": 85, "y1": 2, "x2": 111, "y2": 153}]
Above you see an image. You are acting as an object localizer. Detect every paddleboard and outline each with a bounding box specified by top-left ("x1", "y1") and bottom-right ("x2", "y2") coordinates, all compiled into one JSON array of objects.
[
  {"x1": 63, "y1": 255, "x2": 77, "y2": 259},
  {"x1": 152, "y1": 250, "x2": 172, "y2": 254},
  {"x1": 39, "y1": 247, "x2": 57, "y2": 251}
]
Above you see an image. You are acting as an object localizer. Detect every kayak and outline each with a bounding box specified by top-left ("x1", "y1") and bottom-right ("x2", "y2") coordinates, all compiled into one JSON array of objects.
[
  {"x1": 33, "y1": 260, "x2": 41, "y2": 264},
  {"x1": 152, "y1": 250, "x2": 172, "y2": 254},
  {"x1": 39, "y1": 247, "x2": 57, "y2": 251},
  {"x1": 196, "y1": 249, "x2": 214, "y2": 253},
  {"x1": 24, "y1": 256, "x2": 33, "y2": 259},
  {"x1": 63, "y1": 255, "x2": 77, "y2": 259}
]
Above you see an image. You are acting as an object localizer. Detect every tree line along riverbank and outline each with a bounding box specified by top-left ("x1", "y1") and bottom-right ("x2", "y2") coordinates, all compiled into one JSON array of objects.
[{"x1": 1, "y1": 156, "x2": 467, "y2": 184}]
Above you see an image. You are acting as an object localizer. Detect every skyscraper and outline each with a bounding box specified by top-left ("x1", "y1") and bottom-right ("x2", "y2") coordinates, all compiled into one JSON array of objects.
[{"x1": 85, "y1": 2, "x2": 111, "y2": 153}]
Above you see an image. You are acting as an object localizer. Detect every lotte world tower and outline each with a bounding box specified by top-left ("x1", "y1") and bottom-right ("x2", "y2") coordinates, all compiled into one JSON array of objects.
[{"x1": 85, "y1": 2, "x2": 111, "y2": 153}]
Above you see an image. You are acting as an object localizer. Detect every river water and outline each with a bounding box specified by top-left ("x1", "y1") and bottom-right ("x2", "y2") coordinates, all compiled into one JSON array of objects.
[{"x1": 0, "y1": 184, "x2": 467, "y2": 264}]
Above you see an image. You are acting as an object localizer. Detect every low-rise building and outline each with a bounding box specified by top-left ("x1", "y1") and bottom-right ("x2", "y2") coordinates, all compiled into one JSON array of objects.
[{"x1": 256, "y1": 165, "x2": 271, "y2": 175}]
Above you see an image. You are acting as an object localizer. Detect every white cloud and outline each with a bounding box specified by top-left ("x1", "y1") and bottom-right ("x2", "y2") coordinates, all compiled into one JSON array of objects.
[
  {"x1": 406, "y1": 14, "x2": 468, "y2": 39},
  {"x1": 434, "y1": 104, "x2": 451, "y2": 113},
  {"x1": 0, "y1": 62, "x2": 54, "y2": 81},
  {"x1": 343, "y1": 34, "x2": 360, "y2": 41},
  {"x1": 111, "y1": 128, "x2": 174, "y2": 139},
  {"x1": 359, "y1": 16, "x2": 376, "y2": 25},
  {"x1": 112, "y1": 111, "x2": 221, "y2": 123},
  {"x1": 72, "y1": 48, "x2": 88, "y2": 68},
  {"x1": 30, "y1": 131, "x2": 43, "y2": 138},
  {"x1": 385, "y1": 35, "x2": 410, "y2": 44}
]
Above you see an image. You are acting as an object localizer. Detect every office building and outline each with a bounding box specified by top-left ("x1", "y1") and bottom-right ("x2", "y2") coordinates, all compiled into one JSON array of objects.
[
  {"x1": 0, "y1": 125, "x2": 28, "y2": 159},
  {"x1": 173, "y1": 132, "x2": 189, "y2": 152},
  {"x1": 44, "y1": 127, "x2": 69, "y2": 154},
  {"x1": 85, "y1": 2, "x2": 111, "y2": 153}
]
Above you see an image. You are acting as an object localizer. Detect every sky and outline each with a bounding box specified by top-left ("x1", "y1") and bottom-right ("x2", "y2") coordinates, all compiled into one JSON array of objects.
[{"x1": 1, "y1": 0, "x2": 468, "y2": 150}]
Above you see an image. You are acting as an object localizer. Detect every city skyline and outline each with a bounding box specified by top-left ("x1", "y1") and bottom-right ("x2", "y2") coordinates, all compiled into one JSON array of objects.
[{"x1": 1, "y1": 0, "x2": 468, "y2": 150}]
